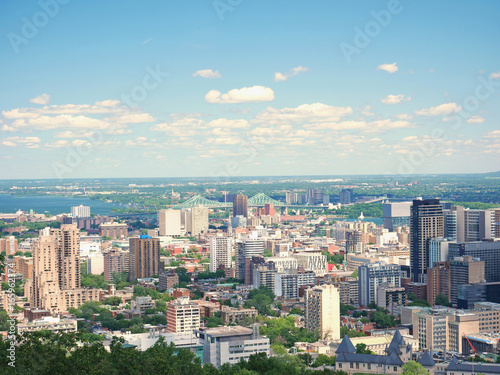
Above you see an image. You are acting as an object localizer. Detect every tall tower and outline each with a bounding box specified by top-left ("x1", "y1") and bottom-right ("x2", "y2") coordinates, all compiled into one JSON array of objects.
[
  {"x1": 30, "y1": 224, "x2": 81, "y2": 313},
  {"x1": 305, "y1": 284, "x2": 340, "y2": 341},
  {"x1": 410, "y1": 199, "x2": 444, "y2": 283},
  {"x1": 233, "y1": 194, "x2": 248, "y2": 218},
  {"x1": 129, "y1": 235, "x2": 160, "y2": 281},
  {"x1": 210, "y1": 236, "x2": 232, "y2": 273}
]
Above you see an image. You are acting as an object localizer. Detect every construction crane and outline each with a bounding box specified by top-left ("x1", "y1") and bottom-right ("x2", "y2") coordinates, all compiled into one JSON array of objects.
[{"x1": 464, "y1": 334, "x2": 479, "y2": 359}]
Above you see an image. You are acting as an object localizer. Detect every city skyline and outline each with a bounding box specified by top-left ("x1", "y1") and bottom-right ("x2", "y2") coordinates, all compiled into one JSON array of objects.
[{"x1": 1, "y1": 1, "x2": 499, "y2": 179}]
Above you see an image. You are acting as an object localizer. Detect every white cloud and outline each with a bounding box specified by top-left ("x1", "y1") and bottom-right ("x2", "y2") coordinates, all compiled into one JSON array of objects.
[
  {"x1": 415, "y1": 103, "x2": 461, "y2": 116},
  {"x1": 395, "y1": 113, "x2": 413, "y2": 120},
  {"x1": 193, "y1": 69, "x2": 221, "y2": 79},
  {"x1": 485, "y1": 130, "x2": 500, "y2": 138},
  {"x1": 207, "y1": 137, "x2": 242, "y2": 145},
  {"x1": 2, "y1": 136, "x2": 41, "y2": 148},
  {"x1": 377, "y1": 62, "x2": 399, "y2": 73},
  {"x1": 205, "y1": 86, "x2": 274, "y2": 104},
  {"x1": 381, "y1": 94, "x2": 411, "y2": 105},
  {"x1": 254, "y1": 103, "x2": 352, "y2": 124},
  {"x1": 466, "y1": 115, "x2": 485, "y2": 124},
  {"x1": 273, "y1": 66, "x2": 309, "y2": 82},
  {"x1": 54, "y1": 130, "x2": 95, "y2": 138},
  {"x1": 95, "y1": 99, "x2": 121, "y2": 107},
  {"x1": 149, "y1": 117, "x2": 207, "y2": 137},
  {"x1": 491, "y1": 71, "x2": 500, "y2": 79},
  {"x1": 30, "y1": 93, "x2": 51, "y2": 105},
  {"x1": 207, "y1": 118, "x2": 250, "y2": 128},
  {"x1": 112, "y1": 112, "x2": 155, "y2": 123}
]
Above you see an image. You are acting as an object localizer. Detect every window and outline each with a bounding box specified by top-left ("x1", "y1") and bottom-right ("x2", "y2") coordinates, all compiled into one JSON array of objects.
[
  {"x1": 394, "y1": 367, "x2": 397, "y2": 372},
  {"x1": 338, "y1": 364, "x2": 342, "y2": 369}
]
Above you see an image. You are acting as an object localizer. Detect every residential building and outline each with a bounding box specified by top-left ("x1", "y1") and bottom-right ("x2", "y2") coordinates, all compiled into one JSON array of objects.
[
  {"x1": 17, "y1": 317, "x2": 77, "y2": 335},
  {"x1": 87, "y1": 253, "x2": 104, "y2": 275},
  {"x1": 158, "y1": 209, "x2": 181, "y2": 236},
  {"x1": 376, "y1": 283, "x2": 406, "y2": 315},
  {"x1": 252, "y1": 262, "x2": 276, "y2": 290},
  {"x1": 128, "y1": 235, "x2": 160, "y2": 281},
  {"x1": 274, "y1": 272, "x2": 298, "y2": 300},
  {"x1": 427, "y1": 261, "x2": 450, "y2": 306},
  {"x1": 195, "y1": 325, "x2": 269, "y2": 368},
  {"x1": 305, "y1": 284, "x2": 340, "y2": 341},
  {"x1": 236, "y1": 240, "x2": 264, "y2": 282},
  {"x1": 182, "y1": 206, "x2": 209, "y2": 236},
  {"x1": 166, "y1": 297, "x2": 200, "y2": 333},
  {"x1": 410, "y1": 199, "x2": 444, "y2": 283},
  {"x1": 0, "y1": 236, "x2": 18, "y2": 255},
  {"x1": 71, "y1": 205, "x2": 90, "y2": 218},
  {"x1": 100, "y1": 222, "x2": 128, "y2": 239},
  {"x1": 159, "y1": 269, "x2": 179, "y2": 291},
  {"x1": 220, "y1": 306, "x2": 258, "y2": 325},
  {"x1": 233, "y1": 194, "x2": 248, "y2": 218},
  {"x1": 131, "y1": 296, "x2": 155, "y2": 315},
  {"x1": 210, "y1": 236, "x2": 232, "y2": 273},
  {"x1": 103, "y1": 250, "x2": 129, "y2": 282},
  {"x1": 359, "y1": 262, "x2": 401, "y2": 307}
]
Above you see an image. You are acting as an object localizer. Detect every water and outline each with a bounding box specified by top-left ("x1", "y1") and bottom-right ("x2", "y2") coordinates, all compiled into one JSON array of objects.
[{"x1": 0, "y1": 194, "x2": 120, "y2": 216}]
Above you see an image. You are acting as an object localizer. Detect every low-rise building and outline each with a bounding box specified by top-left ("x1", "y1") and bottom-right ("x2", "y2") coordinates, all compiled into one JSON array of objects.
[
  {"x1": 220, "y1": 306, "x2": 258, "y2": 325},
  {"x1": 195, "y1": 325, "x2": 270, "y2": 368},
  {"x1": 17, "y1": 317, "x2": 77, "y2": 335}
]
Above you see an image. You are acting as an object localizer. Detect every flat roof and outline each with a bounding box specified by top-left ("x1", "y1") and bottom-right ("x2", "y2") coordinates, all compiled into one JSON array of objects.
[{"x1": 198, "y1": 326, "x2": 253, "y2": 337}]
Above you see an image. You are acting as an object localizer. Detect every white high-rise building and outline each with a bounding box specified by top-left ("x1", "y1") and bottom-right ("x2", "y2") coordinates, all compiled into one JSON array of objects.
[
  {"x1": 87, "y1": 253, "x2": 104, "y2": 275},
  {"x1": 71, "y1": 205, "x2": 90, "y2": 218},
  {"x1": 158, "y1": 209, "x2": 181, "y2": 236},
  {"x1": 305, "y1": 284, "x2": 340, "y2": 341},
  {"x1": 182, "y1": 207, "x2": 209, "y2": 236},
  {"x1": 210, "y1": 236, "x2": 233, "y2": 273}
]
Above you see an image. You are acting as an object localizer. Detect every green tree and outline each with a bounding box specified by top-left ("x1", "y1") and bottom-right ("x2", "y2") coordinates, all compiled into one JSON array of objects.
[
  {"x1": 356, "y1": 343, "x2": 373, "y2": 354},
  {"x1": 270, "y1": 343, "x2": 287, "y2": 355},
  {"x1": 435, "y1": 294, "x2": 452, "y2": 307},
  {"x1": 289, "y1": 307, "x2": 303, "y2": 315},
  {"x1": 402, "y1": 360, "x2": 430, "y2": 375}
]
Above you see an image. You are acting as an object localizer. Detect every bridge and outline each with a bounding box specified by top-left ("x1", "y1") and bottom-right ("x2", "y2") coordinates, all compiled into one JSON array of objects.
[
  {"x1": 173, "y1": 193, "x2": 285, "y2": 209},
  {"x1": 108, "y1": 193, "x2": 331, "y2": 218}
]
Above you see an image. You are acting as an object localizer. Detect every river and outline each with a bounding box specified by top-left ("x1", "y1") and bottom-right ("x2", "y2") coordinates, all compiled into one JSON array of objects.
[{"x1": 0, "y1": 194, "x2": 120, "y2": 216}]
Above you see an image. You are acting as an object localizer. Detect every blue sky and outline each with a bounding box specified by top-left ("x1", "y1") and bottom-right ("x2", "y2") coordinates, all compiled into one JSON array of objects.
[{"x1": 0, "y1": 0, "x2": 499, "y2": 179}]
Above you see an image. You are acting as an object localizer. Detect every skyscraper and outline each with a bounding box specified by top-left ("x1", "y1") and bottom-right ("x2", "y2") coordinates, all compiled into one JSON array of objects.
[
  {"x1": 236, "y1": 240, "x2": 264, "y2": 282},
  {"x1": 233, "y1": 194, "x2": 248, "y2": 218},
  {"x1": 28, "y1": 224, "x2": 100, "y2": 313},
  {"x1": 410, "y1": 199, "x2": 444, "y2": 283},
  {"x1": 128, "y1": 235, "x2": 160, "y2": 281},
  {"x1": 158, "y1": 209, "x2": 181, "y2": 236},
  {"x1": 305, "y1": 284, "x2": 340, "y2": 341},
  {"x1": 210, "y1": 236, "x2": 232, "y2": 272},
  {"x1": 339, "y1": 189, "x2": 353, "y2": 205},
  {"x1": 358, "y1": 262, "x2": 401, "y2": 307}
]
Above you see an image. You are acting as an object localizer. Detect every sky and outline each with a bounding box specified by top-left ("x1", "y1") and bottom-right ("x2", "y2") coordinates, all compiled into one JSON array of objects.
[{"x1": 0, "y1": 0, "x2": 499, "y2": 179}]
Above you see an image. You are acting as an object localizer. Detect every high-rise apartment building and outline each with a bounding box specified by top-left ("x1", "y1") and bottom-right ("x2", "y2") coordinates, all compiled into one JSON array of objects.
[
  {"x1": 166, "y1": 297, "x2": 200, "y2": 333},
  {"x1": 232, "y1": 194, "x2": 248, "y2": 218},
  {"x1": 0, "y1": 236, "x2": 18, "y2": 255},
  {"x1": 305, "y1": 284, "x2": 340, "y2": 341},
  {"x1": 71, "y1": 205, "x2": 90, "y2": 218},
  {"x1": 236, "y1": 240, "x2": 264, "y2": 282},
  {"x1": 426, "y1": 261, "x2": 450, "y2": 306},
  {"x1": 128, "y1": 235, "x2": 160, "y2": 281},
  {"x1": 182, "y1": 206, "x2": 209, "y2": 236},
  {"x1": 27, "y1": 224, "x2": 100, "y2": 314},
  {"x1": 410, "y1": 199, "x2": 444, "y2": 283},
  {"x1": 358, "y1": 262, "x2": 401, "y2": 307},
  {"x1": 158, "y1": 209, "x2": 181, "y2": 236},
  {"x1": 103, "y1": 250, "x2": 129, "y2": 282},
  {"x1": 209, "y1": 236, "x2": 232, "y2": 273}
]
